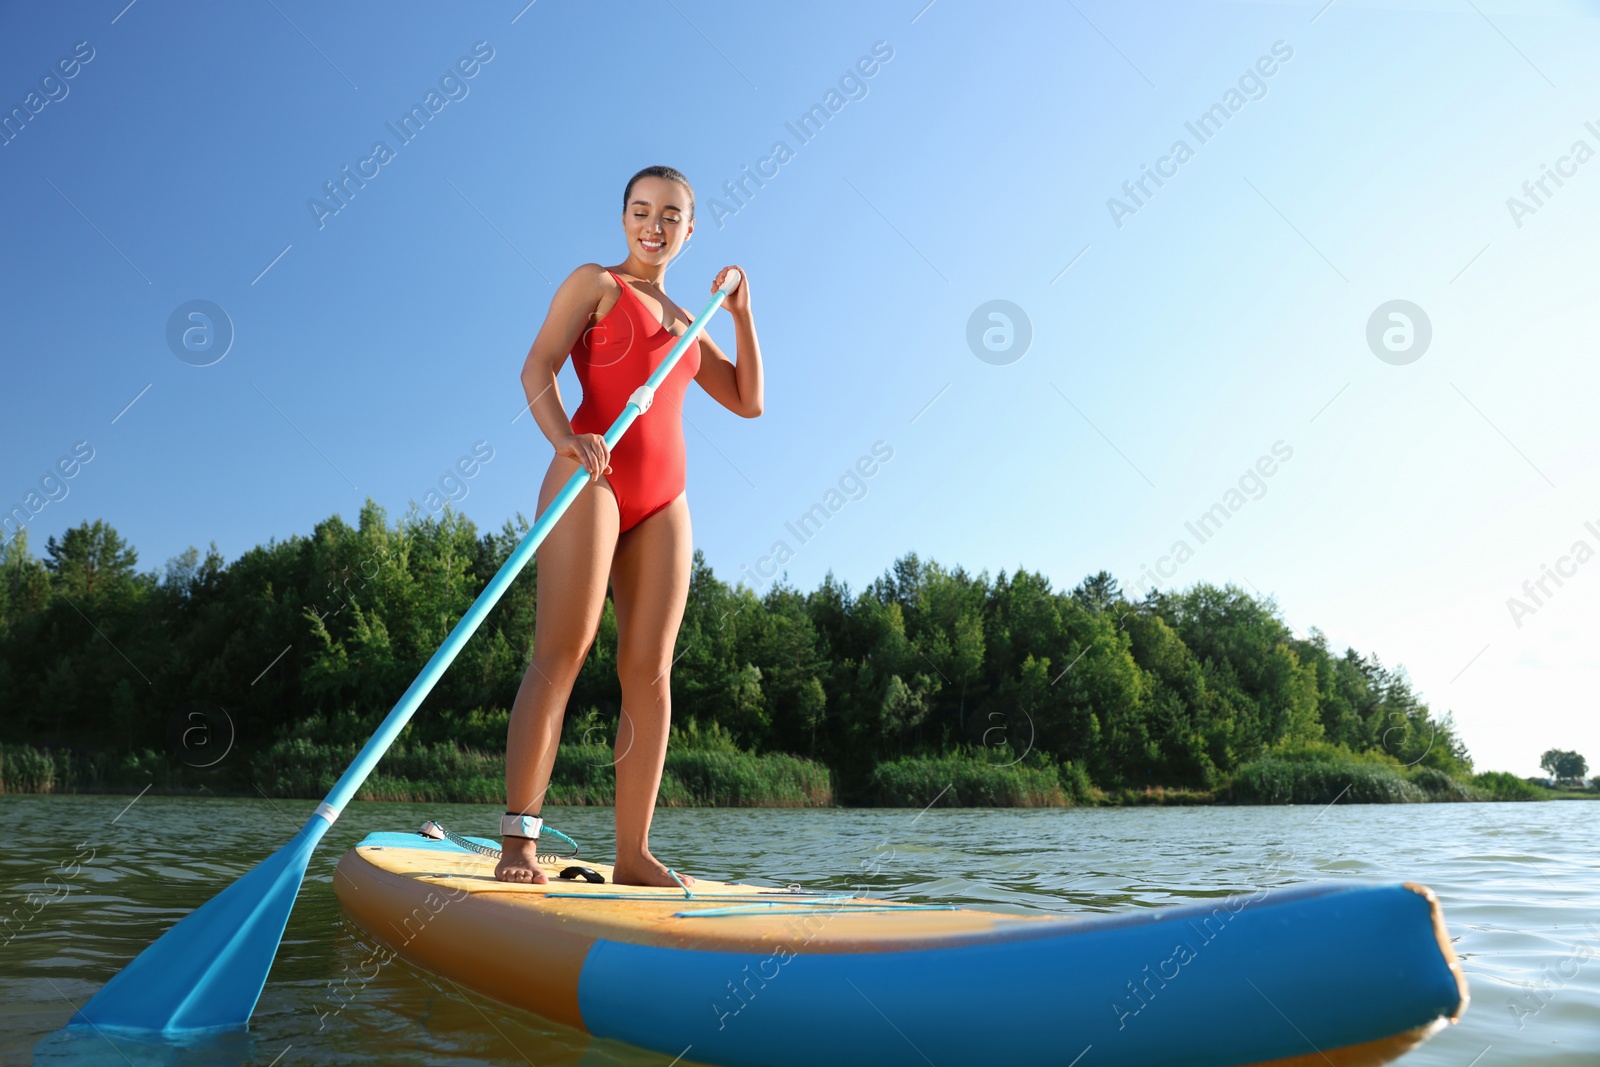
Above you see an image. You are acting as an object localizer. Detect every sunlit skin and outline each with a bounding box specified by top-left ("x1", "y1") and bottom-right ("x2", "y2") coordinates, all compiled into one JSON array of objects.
[{"x1": 498, "y1": 175, "x2": 763, "y2": 885}]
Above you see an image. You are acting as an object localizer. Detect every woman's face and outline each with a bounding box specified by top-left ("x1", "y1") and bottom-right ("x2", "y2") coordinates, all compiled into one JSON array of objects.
[{"x1": 624, "y1": 176, "x2": 693, "y2": 264}]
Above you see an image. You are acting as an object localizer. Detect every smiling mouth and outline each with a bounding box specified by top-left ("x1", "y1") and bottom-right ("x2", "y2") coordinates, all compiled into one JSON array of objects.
[{"x1": 639, "y1": 237, "x2": 664, "y2": 251}]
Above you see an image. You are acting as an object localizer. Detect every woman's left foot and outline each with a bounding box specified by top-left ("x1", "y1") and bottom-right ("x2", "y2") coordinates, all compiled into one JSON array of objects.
[{"x1": 612, "y1": 850, "x2": 696, "y2": 888}]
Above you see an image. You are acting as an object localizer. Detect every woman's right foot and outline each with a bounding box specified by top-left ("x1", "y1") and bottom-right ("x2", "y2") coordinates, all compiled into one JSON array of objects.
[
  {"x1": 612, "y1": 849, "x2": 696, "y2": 888},
  {"x1": 494, "y1": 836, "x2": 548, "y2": 884}
]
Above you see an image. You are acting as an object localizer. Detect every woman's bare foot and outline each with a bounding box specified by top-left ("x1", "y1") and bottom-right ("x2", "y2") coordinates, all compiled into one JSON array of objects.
[
  {"x1": 494, "y1": 836, "x2": 548, "y2": 884},
  {"x1": 612, "y1": 849, "x2": 696, "y2": 888}
]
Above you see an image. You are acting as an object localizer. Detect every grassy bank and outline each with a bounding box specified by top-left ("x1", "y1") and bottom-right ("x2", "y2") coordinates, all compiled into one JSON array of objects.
[
  {"x1": 1228, "y1": 745, "x2": 1549, "y2": 804},
  {"x1": 0, "y1": 744, "x2": 178, "y2": 795},
  {"x1": 251, "y1": 736, "x2": 834, "y2": 808},
  {"x1": 0, "y1": 737, "x2": 832, "y2": 807},
  {"x1": 867, "y1": 752, "x2": 1090, "y2": 807},
  {"x1": 0, "y1": 738, "x2": 1569, "y2": 807}
]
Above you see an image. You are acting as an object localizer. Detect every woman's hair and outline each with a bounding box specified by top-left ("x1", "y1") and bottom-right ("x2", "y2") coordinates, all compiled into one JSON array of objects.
[{"x1": 623, "y1": 165, "x2": 695, "y2": 221}]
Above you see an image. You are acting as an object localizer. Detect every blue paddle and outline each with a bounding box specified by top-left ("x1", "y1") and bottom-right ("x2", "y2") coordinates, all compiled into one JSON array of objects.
[{"x1": 75, "y1": 268, "x2": 743, "y2": 1035}]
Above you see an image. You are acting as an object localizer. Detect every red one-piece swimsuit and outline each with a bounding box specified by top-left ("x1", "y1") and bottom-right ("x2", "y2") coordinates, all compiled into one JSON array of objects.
[{"x1": 568, "y1": 269, "x2": 702, "y2": 533}]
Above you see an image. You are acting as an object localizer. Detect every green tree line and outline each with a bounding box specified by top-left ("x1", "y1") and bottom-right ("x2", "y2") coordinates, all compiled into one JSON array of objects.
[{"x1": 0, "y1": 503, "x2": 1473, "y2": 799}]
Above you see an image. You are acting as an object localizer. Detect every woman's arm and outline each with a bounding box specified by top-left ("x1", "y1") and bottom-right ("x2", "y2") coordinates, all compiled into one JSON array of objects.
[
  {"x1": 520, "y1": 264, "x2": 613, "y2": 481},
  {"x1": 693, "y1": 265, "x2": 763, "y2": 418}
]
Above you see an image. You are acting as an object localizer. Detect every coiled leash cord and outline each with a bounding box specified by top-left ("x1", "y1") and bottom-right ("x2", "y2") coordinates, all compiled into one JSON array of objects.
[{"x1": 418, "y1": 820, "x2": 578, "y2": 866}]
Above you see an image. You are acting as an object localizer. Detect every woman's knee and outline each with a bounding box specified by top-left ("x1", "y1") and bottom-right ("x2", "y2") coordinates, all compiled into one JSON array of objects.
[
  {"x1": 616, "y1": 649, "x2": 674, "y2": 691},
  {"x1": 528, "y1": 639, "x2": 590, "y2": 684}
]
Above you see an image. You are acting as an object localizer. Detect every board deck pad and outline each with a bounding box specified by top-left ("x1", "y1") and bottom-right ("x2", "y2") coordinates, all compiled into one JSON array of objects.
[{"x1": 340, "y1": 831, "x2": 1063, "y2": 953}]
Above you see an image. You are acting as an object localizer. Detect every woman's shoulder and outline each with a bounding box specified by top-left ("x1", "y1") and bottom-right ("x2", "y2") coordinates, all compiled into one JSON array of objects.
[{"x1": 558, "y1": 262, "x2": 622, "y2": 298}]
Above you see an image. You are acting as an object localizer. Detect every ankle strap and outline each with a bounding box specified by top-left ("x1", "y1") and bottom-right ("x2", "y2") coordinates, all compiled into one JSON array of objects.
[{"x1": 501, "y1": 812, "x2": 543, "y2": 840}]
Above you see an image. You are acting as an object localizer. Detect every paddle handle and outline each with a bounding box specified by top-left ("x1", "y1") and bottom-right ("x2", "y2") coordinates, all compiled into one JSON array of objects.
[{"x1": 314, "y1": 270, "x2": 742, "y2": 822}]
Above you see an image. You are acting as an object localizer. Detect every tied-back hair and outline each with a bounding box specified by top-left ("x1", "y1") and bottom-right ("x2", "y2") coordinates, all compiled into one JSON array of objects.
[{"x1": 624, "y1": 165, "x2": 695, "y2": 221}]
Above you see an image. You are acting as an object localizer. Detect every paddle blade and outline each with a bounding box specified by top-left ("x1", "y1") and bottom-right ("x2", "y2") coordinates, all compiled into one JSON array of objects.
[{"x1": 74, "y1": 818, "x2": 328, "y2": 1035}]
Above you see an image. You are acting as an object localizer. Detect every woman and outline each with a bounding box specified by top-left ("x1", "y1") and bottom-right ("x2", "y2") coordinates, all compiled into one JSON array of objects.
[{"x1": 497, "y1": 166, "x2": 763, "y2": 886}]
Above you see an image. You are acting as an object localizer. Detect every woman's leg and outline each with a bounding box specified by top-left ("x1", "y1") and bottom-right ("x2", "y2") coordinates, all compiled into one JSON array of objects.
[
  {"x1": 496, "y1": 456, "x2": 619, "y2": 883},
  {"x1": 607, "y1": 494, "x2": 694, "y2": 887}
]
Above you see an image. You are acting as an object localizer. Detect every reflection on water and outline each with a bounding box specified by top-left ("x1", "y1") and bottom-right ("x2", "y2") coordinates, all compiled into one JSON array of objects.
[{"x1": 4, "y1": 795, "x2": 1597, "y2": 1065}]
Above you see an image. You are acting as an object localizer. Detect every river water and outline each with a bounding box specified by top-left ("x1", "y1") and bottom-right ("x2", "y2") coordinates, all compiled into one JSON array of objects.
[{"x1": 2, "y1": 795, "x2": 1596, "y2": 1065}]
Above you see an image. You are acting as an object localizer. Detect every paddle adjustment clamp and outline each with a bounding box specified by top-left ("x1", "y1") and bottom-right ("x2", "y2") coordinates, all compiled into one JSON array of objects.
[
  {"x1": 501, "y1": 812, "x2": 543, "y2": 840},
  {"x1": 627, "y1": 385, "x2": 655, "y2": 413},
  {"x1": 313, "y1": 802, "x2": 339, "y2": 826}
]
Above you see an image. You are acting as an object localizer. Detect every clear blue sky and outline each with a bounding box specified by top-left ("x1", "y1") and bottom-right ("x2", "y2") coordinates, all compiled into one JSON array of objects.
[{"x1": 3, "y1": 0, "x2": 1597, "y2": 776}]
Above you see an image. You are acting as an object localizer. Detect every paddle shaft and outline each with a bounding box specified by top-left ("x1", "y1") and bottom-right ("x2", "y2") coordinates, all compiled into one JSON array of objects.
[{"x1": 316, "y1": 271, "x2": 740, "y2": 822}]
